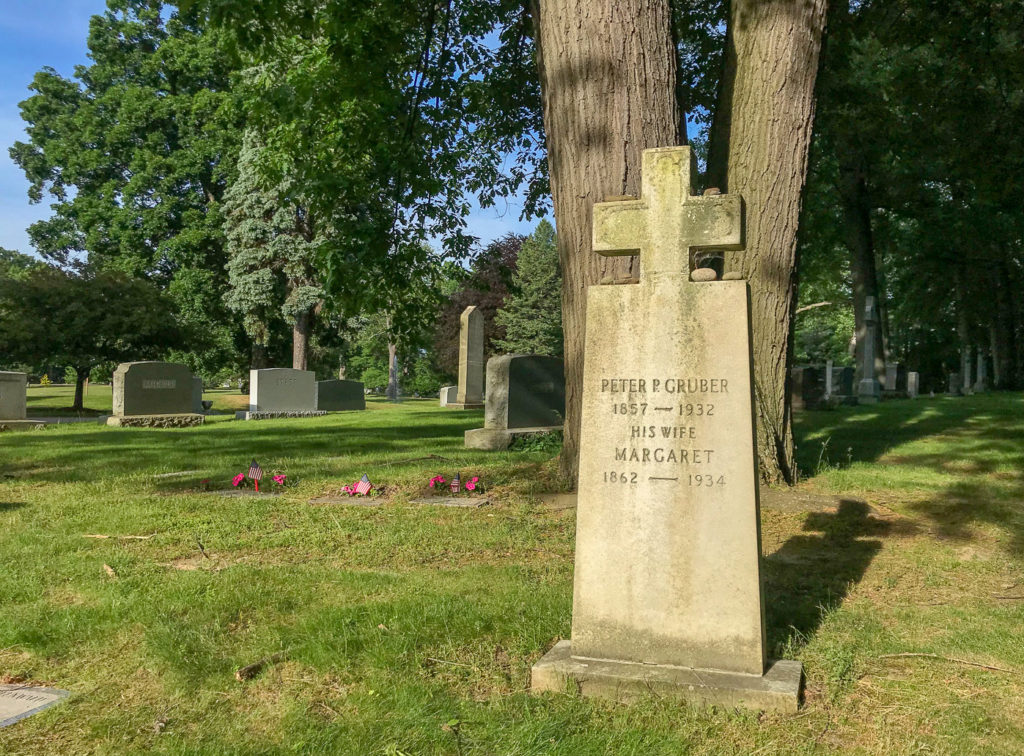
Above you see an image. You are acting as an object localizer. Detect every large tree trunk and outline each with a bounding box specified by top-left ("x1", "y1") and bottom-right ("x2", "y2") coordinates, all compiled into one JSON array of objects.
[
  {"x1": 292, "y1": 307, "x2": 313, "y2": 371},
  {"x1": 839, "y1": 156, "x2": 886, "y2": 386},
  {"x1": 531, "y1": 0, "x2": 682, "y2": 485},
  {"x1": 993, "y1": 258, "x2": 1019, "y2": 389},
  {"x1": 706, "y1": 0, "x2": 829, "y2": 485},
  {"x1": 72, "y1": 366, "x2": 89, "y2": 412}
]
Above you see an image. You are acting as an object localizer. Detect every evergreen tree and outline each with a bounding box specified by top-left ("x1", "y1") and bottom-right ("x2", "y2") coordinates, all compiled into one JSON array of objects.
[
  {"x1": 494, "y1": 220, "x2": 562, "y2": 357},
  {"x1": 223, "y1": 130, "x2": 324, "y2": 370}
]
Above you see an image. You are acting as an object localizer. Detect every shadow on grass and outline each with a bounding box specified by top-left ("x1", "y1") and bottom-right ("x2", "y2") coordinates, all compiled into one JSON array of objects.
[
  {"x1": 763, "y1": 499, "x2": 920, "y2": 656},
  {"x1": 797, "y1": 393, "x2": 1024, "y2": 557},
  {"x1": 0, "y1": 502, "x2": 26, "y2": 512}
]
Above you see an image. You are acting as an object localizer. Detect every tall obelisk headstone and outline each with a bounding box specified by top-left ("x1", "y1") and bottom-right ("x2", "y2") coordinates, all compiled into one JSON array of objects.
[
  {"x1": 530, "y1": 147, "x2": 802, "y2": 712},
  {"x1": 448, "y1": 305, "x2": 484, "y2": 409},
  {"x1": 857, "y1": 297, "x2": 881, "y2": 404}
]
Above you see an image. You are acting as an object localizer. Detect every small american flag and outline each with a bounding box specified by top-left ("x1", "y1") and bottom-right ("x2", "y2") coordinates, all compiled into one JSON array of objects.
[
  {"x1": 354, "y1": 474, "x2": 372, "y2": 495},
  {"x1": 248, "y1": 460, "x2": 264, "y2": 481}
]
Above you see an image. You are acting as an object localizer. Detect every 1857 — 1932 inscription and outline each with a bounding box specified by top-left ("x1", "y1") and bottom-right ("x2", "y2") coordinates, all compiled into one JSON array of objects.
[{"x1": 599, "y1": 375, "x2": 728, "y2": 487}]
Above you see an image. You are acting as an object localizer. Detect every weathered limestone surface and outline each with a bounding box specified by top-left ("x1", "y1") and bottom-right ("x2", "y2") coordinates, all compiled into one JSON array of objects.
[
  {"x1": 113, "y1": 362, "x2": 195, "y2": 417},
  {"x1": 465, "y1": 355, "x2": 564, "y2": 449},
  {"x1": 0, "y1": 371, "x2": 27, "y2": 420},
  {"x1": 317, "y1": 379, "x2": 366, "y2": 411},
  {"x1": 448, "y1": 306, "x2": 484, "y2": 409},
  {"x1": 248, "y1": 368, "x2": 317, "y2": 414},
  {"x1": 530, "y1": 147, "x2": 800, "y2": 711}
]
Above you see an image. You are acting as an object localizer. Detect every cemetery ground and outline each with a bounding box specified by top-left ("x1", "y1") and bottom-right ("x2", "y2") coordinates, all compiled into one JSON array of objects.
[{"x1": 1, "y1": 392, "x2": 1024, "y2": 754}]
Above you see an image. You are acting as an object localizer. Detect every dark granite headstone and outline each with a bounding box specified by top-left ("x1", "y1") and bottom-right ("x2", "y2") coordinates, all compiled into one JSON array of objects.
[
  {"x1": 790, "y1": 366, "x2": 826, "y2": 410},
  {"x1": 486, "y1": 355, "x2": 565, "y2": 429},
  {"x1": 317, "y1": 379, "x2": 366, "y2": 411}
]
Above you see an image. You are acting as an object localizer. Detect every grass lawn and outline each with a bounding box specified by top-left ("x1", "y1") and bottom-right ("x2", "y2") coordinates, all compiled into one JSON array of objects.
[{"x1": 2, "y1": 392, "x2": 1024, "y2": 754}]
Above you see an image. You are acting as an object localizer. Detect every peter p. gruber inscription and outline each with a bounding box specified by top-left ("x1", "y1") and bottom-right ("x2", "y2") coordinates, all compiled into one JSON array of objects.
[{"x1": 530, "y1": 145, "x2": 802, "y2": 711}]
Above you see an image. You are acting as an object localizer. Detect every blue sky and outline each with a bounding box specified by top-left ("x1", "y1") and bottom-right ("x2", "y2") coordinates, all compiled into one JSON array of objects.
[{"x1": 0, "y1": 1, "x2": 537, "y2": 255}]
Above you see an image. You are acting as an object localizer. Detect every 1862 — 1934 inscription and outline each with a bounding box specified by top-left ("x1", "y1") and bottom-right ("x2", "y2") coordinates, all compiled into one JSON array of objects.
[{"x1": 530, "y1": 146, "x2": 802, "y2": 713}]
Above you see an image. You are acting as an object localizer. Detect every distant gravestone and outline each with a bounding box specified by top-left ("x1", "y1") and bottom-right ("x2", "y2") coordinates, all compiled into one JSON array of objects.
[
  {"x1": 832, "y1": 366, "x2": 855, "y2": 397},
  {"x1": 973, "y1": 346, "x2": 988, "y2": 393},
  {"x1": 530, "y1": 146, "x2": 801, "y2": 711},
  {"x1": 948, "y1": 372, "x2": 962, "y2": 395},
  {"x1": 447, "y1": 306, "x2": 484, "y2": 409},
  {"x1": 0, "y1": 684, "x2": 70, "y2": 728},
  {"x1": 857, "y1": 298, "x2": 881, "y2": 404},
  {"x1": 0, "y1": 372, "x2": 27, "y2": 421},
  {"x1": 438, "y1": 385, "x2": 458, "y2": 407},
  {"x1": 108, "y1": 362, "x2": 203, "y2": 427},
  {"x1": 790, "y1": 366, "x2": 826, "y2": 411},
  {"x1": 907, "y1": 371, "x2": 920, "y2": 398},
  {"x1": 465, "y1": 355, "x2": 565, "y2": 450},
  {"x1": 237, "y1": 368, "x2": 323, "y2": 420},
  {"x1": 883, "y1": 363, "x2": 908, "y2": 397},
  {"x1": 317, "y1": 379, "x2": 366, "y2": 411}
]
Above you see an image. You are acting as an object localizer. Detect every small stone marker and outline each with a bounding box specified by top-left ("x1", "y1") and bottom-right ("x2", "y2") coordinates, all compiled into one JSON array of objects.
[
  {"x1": 857, "y1": 298, "x2": 881, "y2": 404},
  {"x1": 790, "y1": 366, "x2": 827, "y2": 411},
  {"x1": 438, "y1": 385, "x2": 457, "y2": 407},
  {"x1": 0, "y1": 371, "x2": 27, "y2": 421},
  {"x1": 108, "y1": 362, "x2": 203, "y2": 427},
  {"x1": 530, "y1": 146, "x2": 802, "y2": 712},
  {"x1": 0, "y1": 684, "x2": 70, "y2": 728},
  {"x1": 465, "y1": 355, "x2": 565, "y2": 450},
  {"x1": 447, "y1": 306, "x2": 485, "y2": 409},
  {"x1": 237, "y1": 368, "x2": 324, "y2": 420},
  {"x1": 907, "y1": 371, "x2": 920, "y2": 398},
  {"x1": 316, "y1": 379, "x2": 366, "y2": 411}
]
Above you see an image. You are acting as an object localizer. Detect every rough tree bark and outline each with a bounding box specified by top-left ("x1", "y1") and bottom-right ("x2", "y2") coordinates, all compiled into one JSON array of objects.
[
  {"x1": 72, "y1": 366, "x2": 90, "y2": 412},
  {"x1": 706, "y1": 0, "x2": 829, "y2": 485},
  {"x1": 386, "y1": 342, "x2": 399, "y2": 400},
  {"x1": 292, "y1": 308, "x2": 313, "y2": 371},
  {"x1": 530, "y1": 0, "x2": 683, "y2": 484},
  {"x1": 838, "y1": 156, "x2": 887, "y2": 386}
]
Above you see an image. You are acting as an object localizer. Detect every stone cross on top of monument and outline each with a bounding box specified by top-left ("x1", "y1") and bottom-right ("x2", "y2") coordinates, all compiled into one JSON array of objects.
[{"x1": 592, "y1": 146, "x2": 744, "y2": 280}]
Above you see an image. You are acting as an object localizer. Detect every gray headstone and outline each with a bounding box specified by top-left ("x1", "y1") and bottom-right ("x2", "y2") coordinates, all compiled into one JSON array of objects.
[
  {"x1": 248, "y1": 368, "x2": 317, "y2": 413},
  {"x1": 974, "y1": 346, "x2": 988, "y2": 393},
  {"x1": 316, "y1": 379, "x2": 366, "y2": 411},
  {"x1": 832, "y1": 366, "x2": 855, "y2": 396},
  {"x1": 824, "y1": 359, "x2": 834, "y2": 397},
  {"x1": 948, "y1": 372, "x2": 962, "y2": 395},
  {"x1": 113, "y1": 362, "x2": 195, "y2": 416},
  {"x1": 530, "y1": 146, "x2": 800, "y2": 711},
  {"x1": 0, "y1": 372, "x2": 27, "y2": 420},
  {"x1": 438, "y1": 385, "x2": 458, "y2": 407},
  {"x1": 482, "y1": 355, "x2": 565, "y2": 430},
  {"x1": 907, "y1": 371, "x2": 919, "y2": 398}
]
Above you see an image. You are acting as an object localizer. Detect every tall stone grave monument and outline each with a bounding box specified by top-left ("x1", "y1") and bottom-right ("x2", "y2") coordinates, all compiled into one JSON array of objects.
[
  {"x1": 973, "y1": 346, "x2": 988, "y2": 393},
  {"x1": 447, "y1": 306, "x2": 484, "y2": 409},
  {"x1": 907, "y1": 371, "x2": 920, "y2": 399},
  {"x1": 0, "y1": 371, "x2": 27, "y2": 423},
  {"x1": 857, "y1": 297, "x2": 881, "y2": 403},
  {"x1": 530, "y1": 147, "x2": 802, "y2": 711},
  {"x1": 238, "y1": 368, "x2": 323, "y2": 420},
  {"x1": 465, "y1": 354, "x2": 565, "y2": 449},
  {"x1": 108, "y1": 362, "x2": 203, "y2": 427}
]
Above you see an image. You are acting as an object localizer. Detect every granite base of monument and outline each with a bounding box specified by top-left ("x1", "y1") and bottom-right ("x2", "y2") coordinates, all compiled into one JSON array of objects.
[
  {"x1": 532, "y1": 641, "x2": 802, "y2": 713},
  {"x1": 465, "y1": 425, "x2": 562, "y2": 450},
  {"x1": 235, "y1": 410, "x2": 328, "y2": 421},
  {"x1": 446, "y1": 401, "x2": 484, "y2": 410},
  {"x1": 106, "y1": 413, "x2": 204, "y2": 428}
]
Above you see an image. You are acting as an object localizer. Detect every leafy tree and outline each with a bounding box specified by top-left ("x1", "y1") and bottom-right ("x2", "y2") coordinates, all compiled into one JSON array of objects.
[
  {"x1": 0, "y1": 249, "x2": 40, "y2": 280},
  {"x1": 0, "y1": 267, "x2": 184, "y2": 410},
  {"x1": 494, "y1": 219, "x2": 561, "y2": 357},
  {"x1": 9, "y1": 0, "x2": 243, "y2": 377},
  {"x1": 223, "y1": 129, "x2": 324, "y2": 370}
]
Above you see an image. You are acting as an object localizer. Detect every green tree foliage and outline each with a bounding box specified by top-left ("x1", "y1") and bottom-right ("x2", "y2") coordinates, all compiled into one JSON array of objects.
[
  {"x1": 223, "y1": 129, "x2": 324, "y2": 369},
  {"x1": 0, "y1": 266, "x2": 184, "y2": 409},
  {"x1": 9, "y1": 0, "x2": 242, "y2": 377},
  {"x1": 0, "y1": 249, "x2": 40, "y2": 281},
  {"x1": 432, "y1": 234, "x2": 521, "y2": 377},
  {"x1": 493, "y1": 220, "x2": 562, "y2": 357}
]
